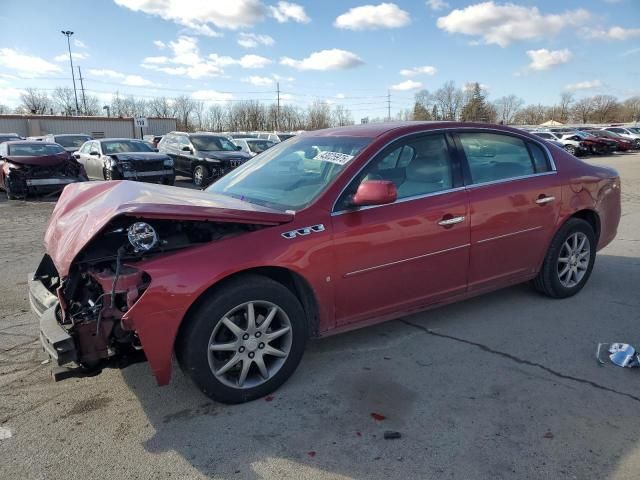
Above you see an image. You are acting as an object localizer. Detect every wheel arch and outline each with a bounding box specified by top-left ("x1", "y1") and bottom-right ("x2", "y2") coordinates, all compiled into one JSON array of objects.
[
  {"x1": 176, "y1": 266, "x2": 321, "y2": 349},
  {"x1": 570, "y1": 208, "x2": 601, "y2": 242}
]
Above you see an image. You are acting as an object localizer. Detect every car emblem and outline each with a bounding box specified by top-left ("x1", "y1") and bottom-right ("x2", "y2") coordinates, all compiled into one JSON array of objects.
[{"x1": 281, "y1": 224, "x2": 325, "y2": 239}]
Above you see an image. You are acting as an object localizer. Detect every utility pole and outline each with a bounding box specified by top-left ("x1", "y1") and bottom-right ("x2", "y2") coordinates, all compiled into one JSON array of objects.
[
  {"x1": 276, "y1": 82, "x2": 280, "y2": 132},
  {"x1": 61, "y1": 30, "x2": 80, "y2": 115},
  {"x1": 387, "y1": 90, "x2": 391, "y2": 121},
  {"x1": 77, "y1": 66, "x2": 87, "y2": 115}
]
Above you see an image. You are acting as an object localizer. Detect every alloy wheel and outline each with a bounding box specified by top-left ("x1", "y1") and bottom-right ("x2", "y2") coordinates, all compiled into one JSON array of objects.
[
  {"x1": 208, "y1": 301, "x2": 292, "y2": 389},
  {"x1": 557, "y1": 232, "x2": 590, "y2": 288}
]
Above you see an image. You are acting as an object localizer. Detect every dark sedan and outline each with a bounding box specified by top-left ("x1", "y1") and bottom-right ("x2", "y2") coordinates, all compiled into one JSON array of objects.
[
  {"x1": 44, "y1": 134, "x2": 92, "y2": 153},
  {"x1": 0, "y1": 141, "x2": 87, "y2": 199},
  {"x1": 74, "y1": 138, "x2": 175, "y2": 185}
]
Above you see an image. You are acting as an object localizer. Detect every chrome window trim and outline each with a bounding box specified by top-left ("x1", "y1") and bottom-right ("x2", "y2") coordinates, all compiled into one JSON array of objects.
[
  {"x1": 344, "y1": 243, "x2": 471, "y2": 278},
  {"x1": 330, "y1": 126, "x2": 557, "y2": 217}
]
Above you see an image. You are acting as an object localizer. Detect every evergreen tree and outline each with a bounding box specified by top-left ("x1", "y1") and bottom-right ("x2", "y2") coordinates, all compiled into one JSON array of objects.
[{"x1": 461, "y1": 83, "x2": 490, "y2": 122}]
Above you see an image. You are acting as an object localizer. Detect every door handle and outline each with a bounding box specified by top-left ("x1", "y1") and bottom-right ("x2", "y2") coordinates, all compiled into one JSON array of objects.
[
  {"x1": 535, "y1": 195, "x2": 555, "y2": 205},
  {"x1": 438, "y1": 216, "x2": 465, "y2": 226}
]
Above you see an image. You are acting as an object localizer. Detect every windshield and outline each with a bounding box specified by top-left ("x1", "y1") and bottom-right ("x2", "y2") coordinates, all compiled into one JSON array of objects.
[
  {"x1": 55, "y1": 135, "x2": 91, "y2": 148},
  {"x1": 247, "y1": 140, "x2": 275, "y2": 153},
  {"x1": 102, "y1": 140, "x2": 153, "y2": 154},
  {"x1": 0, "y1": 135, "x2": 20, "y2": 143},
  {"x1": 628, "y1": 128, "x2": 640, "y2": 134},
  {"x1": 191, "y1": 135, "x2": 237, "y2": 152},
  {"x1": 277, "y1": 134, "x2": 295, "y2": 141},
  {"x1": 207, "y1": 135, "x2": 372, "y2": 211},
  {"x1": 8, "y1": 143, "x2": 65, "y2": 156}
]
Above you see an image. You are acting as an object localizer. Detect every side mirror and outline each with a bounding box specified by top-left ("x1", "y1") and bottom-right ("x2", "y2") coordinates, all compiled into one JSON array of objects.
[
  {"x1": 236, "y1": 145, "x2": 242, "y2": 151},
  {"x1": 352, "y1": 180, "x2": 397, "y2": 207},
  {"x1": 182, "y1": 146, "x2": 192, "y2": 152},
  {"x1": 90, "y1": 151, "x2": 99, "y2": 156}
]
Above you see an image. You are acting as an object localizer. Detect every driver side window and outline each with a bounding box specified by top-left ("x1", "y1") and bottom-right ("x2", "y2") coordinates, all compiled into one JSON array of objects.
[{"x1": 335, "y1": 134, "x2": 454, "y2": 211}]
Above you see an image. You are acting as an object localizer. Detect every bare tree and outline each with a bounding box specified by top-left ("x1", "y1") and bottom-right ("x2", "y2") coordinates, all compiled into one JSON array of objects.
[
  {"x1": 52, "y1": 87, "x2": 77, "y2": 115},
  {"x1": 192, "y1": 100, "x2": 206, "y2": 130},
  {"x1": 149, "y1": 97, "x2": 175, "y2": 118},
  {"x1": 173, "y1": 95, "x2": 196, "y2": 130},
  {"x1": 331, "y1": 104, "x2": 353, "y2": 126},
  {"x1": 493, "y1": 94, "x2": 524, "y2": 124},
  {"x1": 571, "y1": 97, "x2": 594, "y2": 124},
  {"x1": 206, "y1": 104, "x2": 226, "y2": 131},
  {"x1": 307, "y1": 101, "x2": 331, "y2": 130},
  {"x1": 434, "y1": 81, "x2": 464, "y2": 121},
  {"x1": 413, "y1": 89, "x2": 432, "y2": 120},
  {"x1": 19, "y1": 88, "x2": 52, "y2": 114},
  {"x1": 590, "y1": 95, "x2": 619, "y2": 123},
  {"x1": 558, "y1": 92, "x2": 574, "y2": 123},
  {"x1": 622, "y1": 96, "x2": 640, "y2": 122},
  {"x1": 0, "y1": 104, "x2": 8, "y2": 114}
]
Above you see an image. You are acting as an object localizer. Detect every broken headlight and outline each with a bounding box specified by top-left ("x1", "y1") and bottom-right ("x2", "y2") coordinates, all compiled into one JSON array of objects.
[{"x1": 127, "y1": 222, "x2": 159, "y2": 253}]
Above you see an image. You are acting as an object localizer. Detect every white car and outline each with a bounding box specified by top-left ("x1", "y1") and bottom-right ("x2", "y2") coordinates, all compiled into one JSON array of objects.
[
  {"x1": 232, "y1": 138, "x2": 276, "y2": 157},
  {"x1": 532, "y1": 131, "x2": 586, "y2": 156},
  {"x1": 602, "y1": 127, "x2": 640, "y2": 148}
]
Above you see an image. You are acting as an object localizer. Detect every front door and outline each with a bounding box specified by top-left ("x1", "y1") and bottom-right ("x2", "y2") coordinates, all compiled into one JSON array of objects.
[
  {"x1": 455, "y1": 131, "x2": 561, "y2": 292},
  {"x1": 331, "y1": 133, "x2": 470, "y2": 326}
]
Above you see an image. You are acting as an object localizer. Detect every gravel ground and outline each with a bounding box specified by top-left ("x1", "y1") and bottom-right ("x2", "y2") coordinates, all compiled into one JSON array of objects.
[{"x1": 1, "y1": 152, "x2": 639, "y2": 480}]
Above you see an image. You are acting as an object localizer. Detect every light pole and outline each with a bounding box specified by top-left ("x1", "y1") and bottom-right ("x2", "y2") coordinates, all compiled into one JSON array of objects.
[
  {"x1": 103, "y1": 105, "x2": 110, "y2": 117},
  {"x1": 61, "y1": 30, "x2": 80, "y2": 115}
]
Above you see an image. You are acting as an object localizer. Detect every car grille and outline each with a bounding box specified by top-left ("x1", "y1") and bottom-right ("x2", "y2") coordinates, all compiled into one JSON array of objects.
[{"x1": 127, "y1": 160, "x2": 166, "y2": 171}]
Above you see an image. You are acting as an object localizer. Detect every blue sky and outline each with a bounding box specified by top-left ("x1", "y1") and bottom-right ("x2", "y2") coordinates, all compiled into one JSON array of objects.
[{"x1": 0, "y1": 0, "x2": 638, "y2": 119}]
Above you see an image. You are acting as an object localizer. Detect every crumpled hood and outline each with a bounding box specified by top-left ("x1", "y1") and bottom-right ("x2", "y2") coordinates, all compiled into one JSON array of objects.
[
  {"x1": 44, "y1": 181, "x2": 294, "y2": 277},
  {"x1": 109, "y1": 152, "x2": 170, "y2": 161},
  {"x1": 6, "y1": 152, "x2": 69, "y2": 167}
]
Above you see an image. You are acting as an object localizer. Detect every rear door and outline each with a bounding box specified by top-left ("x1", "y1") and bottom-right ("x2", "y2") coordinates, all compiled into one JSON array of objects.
[
  {"x1": 331, "y1": 132, "x2": 470, "y2": 326},
  {"x1": 454, "y1": 131, "x2": 561, "y2": 292},
  {"x1": 77, "y1": 141, "x2": 96, "y2": 179}
]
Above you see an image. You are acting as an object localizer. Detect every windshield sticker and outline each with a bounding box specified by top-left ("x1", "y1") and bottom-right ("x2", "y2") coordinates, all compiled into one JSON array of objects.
[{"x1": 313, "y1": 151, "x2": 354, "y2": 165}]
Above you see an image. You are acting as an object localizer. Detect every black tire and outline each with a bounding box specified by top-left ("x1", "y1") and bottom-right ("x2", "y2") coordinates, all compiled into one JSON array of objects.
[
  {"x1": 193, "y1": 165, "x2": 208, "y2": 187},
  {"x1": 162, "y1": 176, "x2": 175, "y2": 186},
  {"x1": 176, "y1": 274, "x2": 308, "y2": 403},
  {"x1": 532, "y1": 218, "x2": 597, "y2": 298},
  {"x1": 104, "y1": 167, "x2": 113, "y2": 181}
]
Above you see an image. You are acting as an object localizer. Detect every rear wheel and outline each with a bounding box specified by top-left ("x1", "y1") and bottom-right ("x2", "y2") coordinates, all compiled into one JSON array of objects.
[
  {"x1": 532, "y1": 218, "x2": 596, "y2": 298},
  {"x1": 176, "y1": 275, "x2": 307, "y2": 403},
  {"x1": 193, "y1": 165, "x2": 208, "y2": 187},
  {"x1": 563, "y1": 144, "x2": 577, "y2": 156}
]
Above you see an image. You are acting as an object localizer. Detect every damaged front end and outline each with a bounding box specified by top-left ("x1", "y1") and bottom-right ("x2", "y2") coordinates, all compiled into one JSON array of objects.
[
  {"x1": 4, "y1": 159, "x2": 87, "y2": 199},
  {"x1": 31, "y1": 217, "x2": 260, "y2": 380}
]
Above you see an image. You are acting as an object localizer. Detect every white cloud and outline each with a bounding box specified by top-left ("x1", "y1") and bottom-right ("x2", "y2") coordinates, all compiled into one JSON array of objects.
[
  {"x1": 400, "y1": 65, "x2": 437, "y2": 77},
  {"x1": 238, "y1": 32, "x2": 275, "y2": 48},
  {"x1": 584, "y1": 26, "x2": 640, "y2": 40},
  {"x1": 238, "y1": 54, "x2": 272, "y2": 68},
  {"x1": 272, "y1": 73, "x2": 295, "y2": 82},
  {"x1": 335, "y1": 93, "x2": 345, "y2": 99},
  {"x1": 88, "y1": 68, "x2": 125, "y2": 79},
  {"x1": 565, "y1": 79, "x2": 602, "y2": 91},
  {"x1": 142, "y1": 55, "x2": 169, "y2": 64},
  {"x1": 114, "y1": 0, "x2": 265, "y2": 32},
  {"x1": 191, "y1": 90, "x2": 234, "y2": 102},
  {"x1": 122, "y1": 75, "x2": 155, "y2": 86},
  {"x1": 436, "y1": 2, "x2": 590, "y2": 47},
  {"x1": 243, "y1": 75, "x2": 275, "y2": 86},
  {"x1": 526, "y1": 48, "x2": 572, "y2": 70},
  {"x1": 0, "y1": 48, "x2": 61, "y2": 76},
  {"x1": 426, "y1": 0, "x2": 449, "y2": 11},
  {"x1": 0, "y1": 87, "x2": 25, "y2": 106},
  {"x1": 269, "y1": 2, "x2": 310, "y2": 23},
  {"x1": 390, "y1": 79, "x2": 423, "y2": 91},
  {"x1": 74, "y1": 39, "x2": 87, "y2": 48},
  {"x1": 280, "y1": 49, "x2": 364, "y2": 70},
  {"x1": 153, "y1": 40, "x2": 166, "y2": 49},
  {"x1": 335, "y1": 3, "x2": 410, "y2": 30},
  {"x1": 54, "y1": 52, "x2": 90, "y2": 62}
]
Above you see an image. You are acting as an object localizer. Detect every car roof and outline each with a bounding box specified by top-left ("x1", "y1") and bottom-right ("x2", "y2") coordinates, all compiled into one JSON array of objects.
[
  {"x1": 5, "y1": 141, "x2": 62, "y2": 146},
  {"x1": 97, "y1": 138, "x2": 143, "y2": 142}
]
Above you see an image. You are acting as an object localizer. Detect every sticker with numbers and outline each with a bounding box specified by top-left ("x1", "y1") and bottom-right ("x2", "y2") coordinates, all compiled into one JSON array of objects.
[{"x1": 313, "y1": 151, "x2": 354, "y2": 165}]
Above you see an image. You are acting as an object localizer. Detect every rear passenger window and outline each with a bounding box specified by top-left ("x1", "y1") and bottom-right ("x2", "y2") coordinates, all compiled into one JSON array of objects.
[
  {"x1": 527, "y1": 142, "x2": 551, "y2": 173},
  {"x1": 458, "y1": 132, "x2": 536, "y2": 184}
]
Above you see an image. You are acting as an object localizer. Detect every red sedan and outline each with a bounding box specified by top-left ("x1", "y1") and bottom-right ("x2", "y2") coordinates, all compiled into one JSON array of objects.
[{"x1": 30, "y1": 122, "x2": 621, "y2": 403}]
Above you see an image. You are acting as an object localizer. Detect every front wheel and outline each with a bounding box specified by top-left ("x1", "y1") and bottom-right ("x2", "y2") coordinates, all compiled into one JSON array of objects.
[
  {"x1": 563, "y1": 144, "x2": 577, "y2": 156},
  {"x1": 532, "y1": 218, "x2": 596, "y2": 298},
  {"x1": 176, "y1": 275, "x2": 307, "y2": 403},
  {"x1": 193, "y1": 165, "x2": 208, "y2": 187}
]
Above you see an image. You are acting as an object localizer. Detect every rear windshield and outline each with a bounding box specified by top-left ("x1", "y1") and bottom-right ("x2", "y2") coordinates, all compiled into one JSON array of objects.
[
  {"x1": 8, "y1": 143, "x2": 66, "y2": 156},
  {"x1": 191, "y1": 135, "x2": 238, "y2": 152},
  {"x1": 54, "y1": 135, "x2": 91, "y2": 148},
  {"x1": 247, "y1": 140, "x2": 275, "y2": 153},
  {"x1": 102, "y1": 140, "x2": 153, "y2": 154}
]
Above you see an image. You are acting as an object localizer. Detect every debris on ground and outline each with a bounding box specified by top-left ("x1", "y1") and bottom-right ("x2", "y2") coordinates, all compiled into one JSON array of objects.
[
  {"x1": 597, "y1": 343, "x2": 640, "y2": 367},
  {"x1": 543, "y1": 431, "x2": 554, "y2": 439},
  {"x1": 0, "y1": 427, "x2": 12, "y2": 440},
  {"x1": 307, "y1": 451, "x2": 316, "y2": 457},
  {"x1": 384, "y1": 431, "x2": 402, "y2": 439},
  {"x1": 264, "y1": 395, "x2": 274, "y2": 402},
  {"x1": 370, "y1": 412, "x2": 386, "y2": 421}
]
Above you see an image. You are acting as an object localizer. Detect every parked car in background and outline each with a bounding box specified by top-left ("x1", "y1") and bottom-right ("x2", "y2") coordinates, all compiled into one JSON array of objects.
[
  {"x1": 562, "y1": 131, "x2": 617, "y2": 154},
  {"x1": 233, "y1": 138, "x2": 276, "y2": 157},
  {"x1": 0, "y1": 133, "x2": 22, "y2": 144},
  {"x1": 532, "y1": 131, "x2": 586, "y2": 156},
  {"x1": 582, "y1": 129, "x2": 634, "y2": 152},
  {"x1": 253, "y1": 132, "x2": 282, "y2": 143},
  {"x1": 44, "y1": 134, "x2": 92, "y2": 153},
  {"x1": 227, "y1": 132, "x2": 255, "y2": 140},
  {"x1": 143, "y1": 135, "x2": 163, "y2": 148},
  {"x1": 0, "y1": 141, "x2": 87, "y2": 199},
  {"x1": 30, "y1": 122, "x2": 620, "y2": 403},
  {"x1": 159, "y1": 131, "x2": 252, "y2": 187},
  {"x1": 74, "y1": 138, "x2": 175, "y2": 184},
  {"x1": 602, "y1": 127, "x2": 640, "y2": 148}
]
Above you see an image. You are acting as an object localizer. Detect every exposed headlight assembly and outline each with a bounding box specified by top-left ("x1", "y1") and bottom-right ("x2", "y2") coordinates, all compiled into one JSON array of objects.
[
  {"x1": 127, "y1": 222, "x2": 159, "y2": 253},
  {"x1": 163, "y1": 158, "x2": 174, "y2": 167}
]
